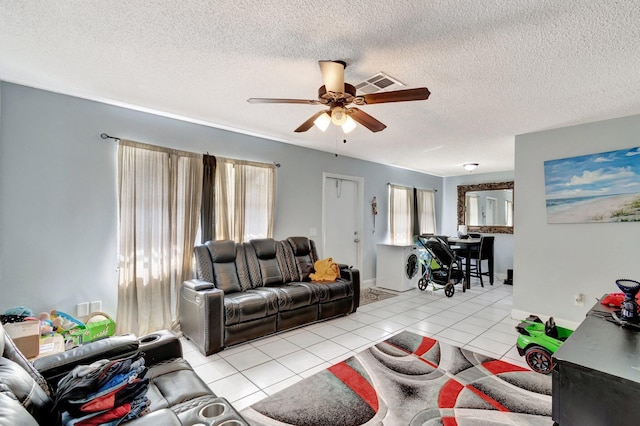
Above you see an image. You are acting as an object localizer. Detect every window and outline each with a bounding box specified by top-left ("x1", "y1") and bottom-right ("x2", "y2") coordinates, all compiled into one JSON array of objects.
[
  {"x1": 215, "y1": 157, "x2": 276, "y2": 242},
  {"x1": 416, "y1": 188, "x2": 436, "y2": 235},
  {"x1": 505, "y1": 200, "x2": 513, "y2": 226},
  {"x1": 389, "y1": 184, "x2": 414, "y2": 245}
]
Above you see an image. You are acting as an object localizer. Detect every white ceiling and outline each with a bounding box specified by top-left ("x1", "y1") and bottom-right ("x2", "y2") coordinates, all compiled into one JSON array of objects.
[{"x1": 1, "y1": 1, "x2": 639, "y2": 177}]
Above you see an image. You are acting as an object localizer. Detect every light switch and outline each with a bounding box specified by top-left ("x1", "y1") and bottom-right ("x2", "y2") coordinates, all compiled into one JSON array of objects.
[
  {"x1": 77, "y1": 302, "x2": 89, "y2": 317},
  {"x1": 90, "y1": 300, "x2": 102, "y2": 313},
  {"x1": 309, "y1": 227, "x2": 317, "y2": 237}
]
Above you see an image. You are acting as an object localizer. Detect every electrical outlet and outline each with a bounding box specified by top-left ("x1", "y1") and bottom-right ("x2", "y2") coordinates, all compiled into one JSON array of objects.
[
  {"x1": 90, "y1": 300, "x2": 102, "y2": 313},
  {"x1": 77, "y1": 302, "x2": 89, "y2": 317},
  {"x1": 574, "y1": 293, "x2": 585, "y2": 306}
]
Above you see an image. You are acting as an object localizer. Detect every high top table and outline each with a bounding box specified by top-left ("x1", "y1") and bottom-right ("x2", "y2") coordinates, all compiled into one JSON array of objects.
[{"x1": 447, "y1": 237, "x2": 481, "y2": 289}]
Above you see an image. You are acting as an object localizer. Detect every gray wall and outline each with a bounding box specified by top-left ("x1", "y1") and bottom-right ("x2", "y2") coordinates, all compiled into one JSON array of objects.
[
  {"x1": 0, "y1": 82, "x2": 443, "y2": 316},
  {"x1": 513, "y1": 114, "x2": 640, "y2": 324},
  {"x1": 442, "y1": 171, "x2": 515, "y2": 280}
]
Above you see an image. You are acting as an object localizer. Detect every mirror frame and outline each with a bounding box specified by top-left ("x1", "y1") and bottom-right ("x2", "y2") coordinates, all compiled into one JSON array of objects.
[{"x1": 457, "y1": 181, "x2": 514, "y2": 234}]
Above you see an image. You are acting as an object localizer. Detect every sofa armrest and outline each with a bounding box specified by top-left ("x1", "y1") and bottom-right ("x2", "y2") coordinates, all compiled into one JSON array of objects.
[
  {"x1": 183, "y1": 278, "x2": 216, "y2": 291},
  {"x1": 180, "y1": 280, "x2": 225, "y2": 356},
  {"x1": 339, "y1": 266, "x2": 360, "y2": 312},
  {"x1": 138, "y1": 329, "x2": 182, "y2": 365},
  {"x1": 33, "y1": 334, "x2": 139, "y2": 389}
]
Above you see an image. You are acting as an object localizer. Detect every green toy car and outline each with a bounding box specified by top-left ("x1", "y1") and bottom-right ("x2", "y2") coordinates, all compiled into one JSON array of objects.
[{"x1": 515, "y1": 315, "x2": 574, "y2": 374}]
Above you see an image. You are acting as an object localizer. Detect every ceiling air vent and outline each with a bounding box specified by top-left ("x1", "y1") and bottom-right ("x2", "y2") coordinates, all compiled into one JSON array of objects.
[{"x1": 355, "y1": 72, "x2": 405, "y2": 94}]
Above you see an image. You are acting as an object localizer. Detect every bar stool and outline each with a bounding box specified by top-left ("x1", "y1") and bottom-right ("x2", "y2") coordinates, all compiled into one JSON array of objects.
[{"x1": 464, "y1": 236, "x2": 494, "y2": 287}]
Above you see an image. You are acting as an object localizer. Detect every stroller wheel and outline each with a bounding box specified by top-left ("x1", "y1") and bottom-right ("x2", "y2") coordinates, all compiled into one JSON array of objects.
[
  {"x1": 444, "y1": 284, "x2": 455, "y2": 297},
  {"x1": 418, "y1": 278, "x2": 427, "y2": 291}
]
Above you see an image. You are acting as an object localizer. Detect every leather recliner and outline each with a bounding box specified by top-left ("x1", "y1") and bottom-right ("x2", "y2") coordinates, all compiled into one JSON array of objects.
[
  {"x1": 180, "y1": 236, "x2": 360, "y2": 356},
  {"x1": 0, "y1": 322, "x2": 248, "y2": 425}
]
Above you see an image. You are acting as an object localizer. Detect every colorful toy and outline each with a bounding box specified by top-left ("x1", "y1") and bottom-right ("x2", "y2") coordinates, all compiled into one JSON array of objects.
[
  {"x1": 3, "y1": 306, "x2": 34, "y2": 317},
  {"x1": 37, "y1": 312, "x2": 63, "y2": 336},
  {"x1": 515, "y1": 315, "x2": 574, "y2": 374},
  {"x1": 59, "y1": 311, "x2": 116, "y2": 349}
]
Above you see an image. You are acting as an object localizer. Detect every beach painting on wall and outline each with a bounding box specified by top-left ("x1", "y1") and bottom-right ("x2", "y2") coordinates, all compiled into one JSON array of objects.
[{"x1": 544, "y1": 147, "x2": 640, "y2": 223}]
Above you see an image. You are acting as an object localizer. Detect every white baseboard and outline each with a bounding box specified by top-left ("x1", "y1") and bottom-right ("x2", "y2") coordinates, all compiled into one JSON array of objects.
[{"x1": 362, "y1": 278, "x2": 376, "y2": 289}]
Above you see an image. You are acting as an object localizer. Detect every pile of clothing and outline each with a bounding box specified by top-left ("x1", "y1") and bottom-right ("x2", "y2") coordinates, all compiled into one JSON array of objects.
[{"x1": 54, "y1": 352, "x2": 150, "y2": 426}]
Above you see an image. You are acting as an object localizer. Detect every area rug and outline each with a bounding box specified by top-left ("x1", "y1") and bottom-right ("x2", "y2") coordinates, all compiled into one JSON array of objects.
[
  {"x1": 359, "y1": 287, "x2": 398, "y2": 305},
  {"x1": 240, "y1": 330, "x2": 552, "y2": 425}
]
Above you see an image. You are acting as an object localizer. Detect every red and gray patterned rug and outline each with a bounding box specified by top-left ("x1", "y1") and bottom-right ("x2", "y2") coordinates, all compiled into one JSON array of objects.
[{"x1": 240, "y1": 330, "x2": 552, "y2": 425}]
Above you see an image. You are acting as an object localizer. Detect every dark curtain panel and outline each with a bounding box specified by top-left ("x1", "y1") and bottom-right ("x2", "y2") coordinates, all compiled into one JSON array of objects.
[
  {"x1": 201, "y1": 155, "x2": 216, "y2": 243},
  {"x1": 412, "y1": 187, "x2": 420, "y2": 238}
]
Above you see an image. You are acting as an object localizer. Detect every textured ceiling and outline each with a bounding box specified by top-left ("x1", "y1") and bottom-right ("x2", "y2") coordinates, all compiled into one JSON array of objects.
[{"x1": 1, "y1": 1, "x2": 639, "y2": 176}]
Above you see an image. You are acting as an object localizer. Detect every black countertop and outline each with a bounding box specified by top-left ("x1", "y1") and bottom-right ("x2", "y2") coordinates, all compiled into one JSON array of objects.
[{"x1": 553, "y1": 299, "x2": 640, "y2": 384}]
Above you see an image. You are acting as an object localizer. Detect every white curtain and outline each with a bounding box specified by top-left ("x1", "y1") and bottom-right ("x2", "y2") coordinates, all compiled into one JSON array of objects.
[
  {"x1": 416, "y1": 188, "x2": 437, "y2": 235},
  {"x1": 389, "y1": 184, "x2": 414, "y2": 245},
  {"x1": 116, "y1": 140, "x2": 203, "y2": 336},
  {"x1": 215, "y1": 157, "x2": 275, "y2": 242}
]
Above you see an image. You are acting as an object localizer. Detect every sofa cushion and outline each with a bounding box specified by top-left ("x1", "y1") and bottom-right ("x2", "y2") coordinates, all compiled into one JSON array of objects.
[
  {"x1": 1, "y1": 324, "x2": 52, "y2": 397},
  {"x1": 275, "y1": 242, "x2": 294, "y2": 283},
  {"x1": 0, "y1": 358, "x2": 55, "y2": 425},
  {"x1": 286, "y1": 237, "x2": 317, "y2": 281},
  {"x1": 247, "y1": 239, "x2": 286, "y2": 286},
  {"x1": 253, "y1": 283, "x2": 320, "y2": 312},
  {"x1": 194, "y1": 245, "x2": 214, "y2": 283},
  {"x1": 206, "y1": 240, "x2": 243, "y2": 294},
  {"x1": 205, "y1": 240, "x2": 236, "y2": 262},
  {"x1": 223, "y1": 291, "x2": 278, "y2": 325},
  {"x1": 145, "y1": 358, "x2": 214, "y2": 410},
  {"x1": 235, "y1": 245, "x2": 253, "y2": 291},
  {"x1": 251, "y1": 238, "x2": 277, "y2": 259},
  {"x1": 0, "y1": 388, "x2": 39, "y2": 426},
  {"x1": 307, "y1": 280, "x2": 353, "y2": 302}
]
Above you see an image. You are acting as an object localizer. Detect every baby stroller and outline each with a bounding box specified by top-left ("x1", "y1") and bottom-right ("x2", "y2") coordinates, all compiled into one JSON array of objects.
[{"x1": 416, "y1": 236, "x2": 465, "y2": 297}]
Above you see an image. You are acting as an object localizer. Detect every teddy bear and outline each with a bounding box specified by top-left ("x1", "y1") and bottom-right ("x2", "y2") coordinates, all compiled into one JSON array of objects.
[{"x1": 38, "y1": 312, "x2": 63, "y2": 336}]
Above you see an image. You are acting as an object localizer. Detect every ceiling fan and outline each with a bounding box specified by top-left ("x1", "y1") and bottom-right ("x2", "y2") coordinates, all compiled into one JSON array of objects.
[{"x1": 247, "y1": 60, "x2": 430, "y2": 133}]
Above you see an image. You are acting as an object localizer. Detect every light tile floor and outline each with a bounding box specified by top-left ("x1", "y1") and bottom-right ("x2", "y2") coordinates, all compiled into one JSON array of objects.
[{"x1": 180, "y1": 279, "x2": 527, "y2": 411}]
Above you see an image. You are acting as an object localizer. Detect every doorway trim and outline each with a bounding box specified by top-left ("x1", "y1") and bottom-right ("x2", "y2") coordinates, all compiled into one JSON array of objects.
[{"x1": 321, "y1": 172, "x2": 364, "y2": 274}]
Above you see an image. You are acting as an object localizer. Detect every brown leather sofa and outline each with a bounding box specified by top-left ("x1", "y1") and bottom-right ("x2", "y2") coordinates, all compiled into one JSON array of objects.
[
  {"x1": 180, "y1": 236, "x2": 360, "y2": 355},
  {"x1": 0, "y1": 322, "x2": 248, "y2": 425}
]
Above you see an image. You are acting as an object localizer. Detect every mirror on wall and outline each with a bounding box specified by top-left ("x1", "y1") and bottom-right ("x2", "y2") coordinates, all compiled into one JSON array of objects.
[{"x1": 457, "y1": 181, "x2": 514, "y2": 234}]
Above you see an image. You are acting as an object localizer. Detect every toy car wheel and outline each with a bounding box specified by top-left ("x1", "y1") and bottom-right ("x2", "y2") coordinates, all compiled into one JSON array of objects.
[
  {"x1": 418, "y1": 278, "x2": 427, "y2": 291},
  {"x1": 525, "y1": 346, "x2": 554, "y2": 374},
  {"x1": 444, "y1": 283, "x2": 455, "y2": 297}
]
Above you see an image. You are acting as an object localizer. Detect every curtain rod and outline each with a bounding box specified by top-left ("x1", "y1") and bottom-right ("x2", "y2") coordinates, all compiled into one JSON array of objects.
[
  {"x1": 100, "y1": 133, "x2": 280, "y2": 167},
  {"x1": 387, "y1": 182, "x2": 437, "y2": 192},
  {"x1": 100, "y1": 133, "x2": 120, "y2": 142}
]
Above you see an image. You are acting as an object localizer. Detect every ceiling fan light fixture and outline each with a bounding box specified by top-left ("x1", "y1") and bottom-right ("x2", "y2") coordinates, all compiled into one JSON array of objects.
[
  {"x1": 463, "y1": 162, "x2": 479, "y2": 172},
  {"x1": 331, "y1": 107, "x2": 348, "y2": 126},
  {"x1": 314, "y1": 112, "x2": 331, "y2": 132},
  {"x1": 342, "y1": 115, "x2": 357, "y2": 133}
]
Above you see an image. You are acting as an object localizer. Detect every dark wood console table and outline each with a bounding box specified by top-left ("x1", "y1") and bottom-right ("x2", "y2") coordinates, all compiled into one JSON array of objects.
[{"x1": 552, "y1": 299, "x2": 640, "y2": 425}]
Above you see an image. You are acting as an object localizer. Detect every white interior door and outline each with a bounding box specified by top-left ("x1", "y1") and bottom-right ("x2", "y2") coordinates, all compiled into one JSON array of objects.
[{"x1": 322, "y1": 173, "x2": 363, "y2": 271}]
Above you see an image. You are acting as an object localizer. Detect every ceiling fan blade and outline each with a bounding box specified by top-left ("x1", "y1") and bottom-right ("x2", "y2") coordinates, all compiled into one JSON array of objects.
[
  {"x1": 348, "y1": 108, "x2": 387, "y2": 132},
  {"x1": 360, "y1": 87, "x2": 430, "y2": 105},
  {"x1": 247, "y1": 98, "x2": 322, "y2": 105},
  {"x1": 294, "y1": 111, "x2": 327, "y2": 133},
  {"x1": 319, "y1": 60, "x2": 345, "y2": 94}
]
